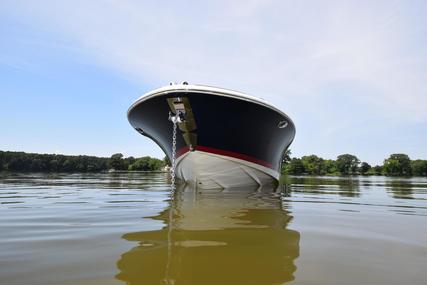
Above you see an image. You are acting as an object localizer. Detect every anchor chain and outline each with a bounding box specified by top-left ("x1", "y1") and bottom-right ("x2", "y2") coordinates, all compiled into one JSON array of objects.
[
  {"x1": 168, "y1": 109, "x2": 185, "y2": 190},
  {"x1": 170, "y1": 118, "x2": 177, "y2": 189}
]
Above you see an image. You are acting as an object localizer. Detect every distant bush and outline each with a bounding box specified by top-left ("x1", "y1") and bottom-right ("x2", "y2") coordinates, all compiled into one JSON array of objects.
[
  {"x1": 383, "y1": 154, "x2": 412, "y2": 176},
  {"x1": 411, "y1": 160, "x2": 427, "y2": 176},
  {"x1": 0, "y1": 151, "x2": 165, "y2": 172},
  {"x1": 281, "y1": 150, "x2": 427, "y2": 177},
  {"x1": 127, "y1": 156, "x2": 164, "y2": 171}
]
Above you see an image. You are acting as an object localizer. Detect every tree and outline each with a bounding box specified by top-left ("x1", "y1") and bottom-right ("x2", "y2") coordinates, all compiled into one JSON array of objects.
[
  {"x1": 110, "y1": 153, "x2": 124, "y2": 170},
  {"x1": 129, "y1": 157, "x2": 150, "y2": 171},
  {"x1": 8, "y1": 157, "x2": 26, "y2": 171},
  {"x1": 372, "y1": 165, "x2": 383, "y2": 175},
  {"x1": 411, "y1": 160, "x2": 427, "y2": 176},
  {"x1": 121, "y1": 156, "x2": 135, "y2": 171},
  {"x1": 324, "y1": 159, "x2": 337, "y2": 174},
  {"x1": 148, "y1": 157, "x2": 164, "y2": 170},
  {"x1": 285, "y1": 158, "x2": 305, "y2": 175},
  {"x1": 301, "y1": 155, "x2": 325, "y2": 175},
  {"x1": 336, "y1": 154, "x2": 360, "y2": 175},
  {"x1": 0, "y1": 150, "x2": 167, "y2": 173},
  {"x1": 359, "y1": 162, "x2": 371, "y2": 175},
  {"x1": 128, "y1": 156, "x2": 164, "y2": 171},
  {"x1": 0, "y1": 151, "x2": 3, "y2": 171},
  {"x1": 383, "y1": 154, "x2": 412, "y2": 176},
  {"x1": 49, "y1": 160, "x2": 59, "y2": 171},
  {"x1": 163, "y1": 156, "x2": 171, "y2": 167}
]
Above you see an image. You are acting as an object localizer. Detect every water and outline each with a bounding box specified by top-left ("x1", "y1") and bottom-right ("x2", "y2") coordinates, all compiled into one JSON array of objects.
[{"x1": 1, "y1": 172, "x2": 426, "y2": 285}]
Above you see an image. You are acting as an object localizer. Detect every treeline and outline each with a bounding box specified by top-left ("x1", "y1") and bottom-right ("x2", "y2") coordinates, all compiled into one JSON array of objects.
[
  {"x1": 282, "y1": 152, "x2": 427, "y2": 177},
  {"x1": 2, "y1": 149, "x2": 426, "y2": 176},
  {"x1": 0, "y1": 151, "x2": 166, "y2": 172}
]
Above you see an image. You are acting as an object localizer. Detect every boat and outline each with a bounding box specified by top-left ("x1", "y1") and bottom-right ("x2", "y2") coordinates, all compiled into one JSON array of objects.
[{"x1": 127, "y1": 83, "x2": 295, "y2": 189}]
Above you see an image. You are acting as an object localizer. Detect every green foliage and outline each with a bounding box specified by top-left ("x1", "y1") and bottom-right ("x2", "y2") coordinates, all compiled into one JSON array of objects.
[
  {"x1": 372, "y1": 165, "x2": 383, "y2": 175},
  {"x1": 2, "y1": 149, "x2": 427, "y2": 177},
  {"x1": 0, "y1": 150, "x2": 164, "y2": 173},
  {"x1": 324, "y1": 159, "x2": 338, "y2": 174},
  {"x1": 336, "y1": 154, "x2": 360, "y2": 175},
  {"x1": 163, "y1": 156, "x2": 171, "y2": 167},
  {"x1": 301, "y1": 155, "x2": 325, "y2": 175},
  {"x1": 109, "y1": 153, "x2": 124, "y2": 170},
  {"x1": 128, "y1": 156, "x2": 164, "y2": 171},
  {"x1": 282, "y1": 152, "x2": 426, "y2": 177},
  {"x1": 359, "y1": 162, "x2": 371, "y2": 175},
  {"x1": 383, "y1": 154, "x2": 412, "y2": 176},
  {"x1": 284, "y1": 158, "x2": 305, "y2": 175},
  {"x1": 411, "y1": 160, "x2": 427, "y2": 176},
  {"x1": 0, "y1": 151, "x2": 110, "y2": 172}
]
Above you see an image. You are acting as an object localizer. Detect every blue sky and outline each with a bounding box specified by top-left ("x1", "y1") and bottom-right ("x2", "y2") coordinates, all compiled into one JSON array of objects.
[{"x1": 1, "y1": 0, "x2": 426, "y2": 165}]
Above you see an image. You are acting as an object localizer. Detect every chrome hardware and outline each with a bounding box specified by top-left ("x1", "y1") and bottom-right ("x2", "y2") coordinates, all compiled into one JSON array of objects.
[
  {"x1": 278, "y1": 120, "x2": 288, "y2": 129},
  {"x1": 168, "y1": 110, "x2": 186, "y2": 124}
]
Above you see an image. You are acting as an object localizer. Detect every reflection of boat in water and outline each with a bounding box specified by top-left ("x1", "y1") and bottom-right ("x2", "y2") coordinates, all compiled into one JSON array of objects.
[
  {"x1": 116, "y1": 184, "x2": 300, "y2": 285},
  {"x1": 128, "y1": 83, "x2": 295, "y2": 188}
]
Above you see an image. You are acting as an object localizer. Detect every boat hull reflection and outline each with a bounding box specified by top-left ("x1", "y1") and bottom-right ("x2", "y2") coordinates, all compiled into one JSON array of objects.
[{"x1": 116, "y1": 184, "x2": 300, "y2": 285}]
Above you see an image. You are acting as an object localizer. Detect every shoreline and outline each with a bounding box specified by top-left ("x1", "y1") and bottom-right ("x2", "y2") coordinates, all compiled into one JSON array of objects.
[{"x1": 0, "y1": 170, "x2": 422, "y2": 179}]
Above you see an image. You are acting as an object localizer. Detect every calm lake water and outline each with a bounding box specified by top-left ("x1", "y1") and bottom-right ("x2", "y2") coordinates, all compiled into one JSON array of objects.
[{"x1": 1, "y1": 172, "x2": 426, "y2": 285}]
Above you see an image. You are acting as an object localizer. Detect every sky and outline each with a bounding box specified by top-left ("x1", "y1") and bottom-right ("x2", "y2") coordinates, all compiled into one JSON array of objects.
[{"x1": 1, "y1": 0, "x2": 426, "y2": 165}]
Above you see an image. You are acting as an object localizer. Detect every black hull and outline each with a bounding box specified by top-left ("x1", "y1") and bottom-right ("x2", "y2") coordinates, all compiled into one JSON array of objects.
[{"x1": 128, "y1": 85, "x2": 295, "y2": 175}]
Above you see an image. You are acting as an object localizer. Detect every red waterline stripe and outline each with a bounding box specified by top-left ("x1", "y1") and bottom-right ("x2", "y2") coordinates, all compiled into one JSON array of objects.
[
  {"x1": 176, "y1": 146, "x2": 190, "y2": 157},
  {"x1": 176, "y1": 145, "x2": 274, "y2": 170}
]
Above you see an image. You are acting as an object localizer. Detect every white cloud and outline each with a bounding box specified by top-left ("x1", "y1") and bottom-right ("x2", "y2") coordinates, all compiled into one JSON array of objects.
[
  {"x1": 1, "y1": 0, "x2": 427, "y2": 162},
  {"x1": 5, "y1": 0, "x2": 424, "y2": 119}
]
